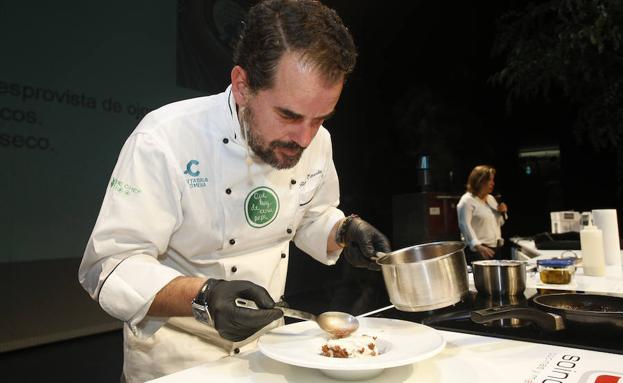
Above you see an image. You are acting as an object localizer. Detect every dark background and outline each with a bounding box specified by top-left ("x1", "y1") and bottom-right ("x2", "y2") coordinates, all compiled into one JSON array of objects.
[
  {"x1": 323, "y1": 0, "x2": 619, "y2": 237},
  {"x1": 176, "y1": 0, "x2": 621, "y2": 321},
  {"x1": 177, "y1": 0, "x2": 620, "y2": 240}
]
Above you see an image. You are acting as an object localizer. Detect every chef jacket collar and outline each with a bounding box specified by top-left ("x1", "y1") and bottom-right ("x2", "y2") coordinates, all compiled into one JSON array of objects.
[{"x1": 226, "y1": 85, "x2": 246, "y2": 146}]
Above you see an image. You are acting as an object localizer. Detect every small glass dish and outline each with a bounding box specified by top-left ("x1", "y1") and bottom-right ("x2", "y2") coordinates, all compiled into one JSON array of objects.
[{"x1": 537, "y1": 258, "x2": 576, "y2": 284}]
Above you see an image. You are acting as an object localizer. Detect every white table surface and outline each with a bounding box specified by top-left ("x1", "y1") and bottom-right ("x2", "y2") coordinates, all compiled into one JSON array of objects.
[{"x1": 148, "y1": 329, "x2": 623, "y2": 383}]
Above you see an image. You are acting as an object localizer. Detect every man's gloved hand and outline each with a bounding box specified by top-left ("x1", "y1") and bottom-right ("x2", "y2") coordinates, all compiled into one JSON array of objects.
[
  {"x1": 338, "y1": 216, "x2": 391, "y2": 271},
  {"x1": 206, "y1": 279, "x2": 283, "y2": 342}
]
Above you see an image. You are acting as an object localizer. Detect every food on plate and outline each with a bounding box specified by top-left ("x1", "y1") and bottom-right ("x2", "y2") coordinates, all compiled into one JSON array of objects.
[{"x1": 320, "y1": 334, "x2": 379, "y2": 358}]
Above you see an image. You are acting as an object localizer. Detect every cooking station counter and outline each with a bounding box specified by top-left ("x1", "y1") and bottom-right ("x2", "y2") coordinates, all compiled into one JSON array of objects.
[
  {"x1": 149, "y1": 290, "x2": 623, "y2": 382},
  {"x1": 148, "y1": 327, "x2": 623, "y2": 383},
  {"x1": 370, "y1": 290, "x2": 623, "y2": 356},
  {"x1": 146, "y1": 288, "x2": 623, "y2": 383},
  {"x1": 396, "y1": 265, "x2": 623, "y2": 356},
  {"x1": 365, "y1": 244, "x2": 623, "y2": 356},
  {"x1": 149, "y1": 246, "x2": 623, "y2": 382}
]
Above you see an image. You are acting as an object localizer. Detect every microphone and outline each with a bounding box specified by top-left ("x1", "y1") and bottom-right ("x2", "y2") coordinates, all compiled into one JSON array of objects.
[{"x1": 494, "y1": 193, "x2": 508, "y2": 220}]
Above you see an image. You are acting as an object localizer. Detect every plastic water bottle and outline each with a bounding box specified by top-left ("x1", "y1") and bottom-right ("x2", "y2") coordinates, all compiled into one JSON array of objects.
[{"x1": 580, "y1": 222, "x2": 606, "y2": 276}]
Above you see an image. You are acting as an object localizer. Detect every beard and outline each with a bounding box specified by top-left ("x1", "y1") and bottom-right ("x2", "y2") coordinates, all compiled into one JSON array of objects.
[{"x1": 240, "y1": 105, "x2": 305, "y2": 170}]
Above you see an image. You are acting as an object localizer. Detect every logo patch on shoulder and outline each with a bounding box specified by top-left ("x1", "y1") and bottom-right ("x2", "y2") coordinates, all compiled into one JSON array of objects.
[{"x1": 244, "y1": 186, "x2": 279, "y2": 228}]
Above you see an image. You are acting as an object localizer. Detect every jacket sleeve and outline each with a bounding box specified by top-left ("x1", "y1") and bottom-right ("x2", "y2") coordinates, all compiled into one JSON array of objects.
[
  {"x1": 78, "y1": 126, "x2": 184, "y2": 337},
  {"x1": 293, "y1": 130, "x2": 345, "y2": 264},
  {"x1": 457, "y1": 196, "x2": 481, "y2": 251}
]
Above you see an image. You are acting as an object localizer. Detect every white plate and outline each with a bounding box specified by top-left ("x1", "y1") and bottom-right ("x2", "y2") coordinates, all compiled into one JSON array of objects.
[{"x1": 258, "y1": 317, "x2": 445, "y2": 381}]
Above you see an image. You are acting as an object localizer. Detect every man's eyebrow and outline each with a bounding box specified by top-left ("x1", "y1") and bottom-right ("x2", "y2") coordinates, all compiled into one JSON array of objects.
[
  {"x1": 276, "y1": 107, "x2": 303, "y2": 120},
  {"x1": 276, "y1": 107, "x2": 335, "y2": 120}
]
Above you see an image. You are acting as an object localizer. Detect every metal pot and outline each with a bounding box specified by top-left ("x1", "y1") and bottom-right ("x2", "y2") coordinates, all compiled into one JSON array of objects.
[
  {"x1": 472, "y1": 260, "x2": 526, "y2": 296},
  {"x1": 376, "y1": 241, "x2": 468, "y2": 312}
]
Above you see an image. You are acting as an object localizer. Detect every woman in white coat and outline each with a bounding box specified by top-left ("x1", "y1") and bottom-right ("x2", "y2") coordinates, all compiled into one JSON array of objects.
[
  {"x1": 457, "y1": 165, "x2": 509, "y2": 263},
  {"x1": 78, "y1": 1, "x2": 390, "y2": 382}
]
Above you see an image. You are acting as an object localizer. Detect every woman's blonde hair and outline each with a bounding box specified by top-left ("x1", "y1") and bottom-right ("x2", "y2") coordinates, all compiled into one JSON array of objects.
[{"x1": 466, "y1": 165, "x2": 496, "y2": 194}]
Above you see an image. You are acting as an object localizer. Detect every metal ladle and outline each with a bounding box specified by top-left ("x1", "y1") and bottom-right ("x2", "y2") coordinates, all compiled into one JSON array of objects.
[{"x1": 235, "y1": 298, "x2": 359, "y2": 338}]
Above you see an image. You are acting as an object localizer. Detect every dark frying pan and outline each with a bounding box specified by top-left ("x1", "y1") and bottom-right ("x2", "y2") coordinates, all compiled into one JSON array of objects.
[{"x1": 471, "y1": 293, "x2": 623, "y2": 331}]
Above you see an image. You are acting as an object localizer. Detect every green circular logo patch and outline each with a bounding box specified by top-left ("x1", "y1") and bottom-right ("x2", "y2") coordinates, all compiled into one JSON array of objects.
[{"x1": 244, "y1": 187, "x2": 280, "y2": 228}]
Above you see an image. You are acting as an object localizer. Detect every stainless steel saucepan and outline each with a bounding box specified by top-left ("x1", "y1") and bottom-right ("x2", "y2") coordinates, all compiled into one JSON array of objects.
[
  {"x1": 376, "y1": 241, "x2": 469, "y2": 312},
  {"x1": 471, "y1": 260, "x2": 526, "y2": 296}
]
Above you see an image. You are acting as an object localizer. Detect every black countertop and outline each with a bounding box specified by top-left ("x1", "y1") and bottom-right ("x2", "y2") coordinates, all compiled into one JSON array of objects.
[
  {"x1": 367, "y1": 291, "x2": 623, "y2": 355},
  {"x1": 284, "y1": 265, "x2": 623, "y2": 356}
]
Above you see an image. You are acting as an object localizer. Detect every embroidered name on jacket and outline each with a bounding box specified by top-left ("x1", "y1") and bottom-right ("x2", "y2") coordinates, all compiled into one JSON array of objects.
[
  {"x1": 245, "y1": 187, "x2": 280, "y2": 228},
  {"x1": 298, "y1": 169, "x2": 323, "y2": 188}
]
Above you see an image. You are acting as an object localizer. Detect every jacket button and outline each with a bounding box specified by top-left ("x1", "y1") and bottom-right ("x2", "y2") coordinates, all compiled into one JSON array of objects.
[
  {"x1": 290, "y1": 179, "x2": 296, "y2": 185},
  {"x1": 233, "y1": 348, "x2": 240, "y2": 354},
  {"x1": 229, "y1": 239, "x2": 235, "y2": 245},
  {"x1": 281, "y1": 253, "x2": 286, "y2": 259},
  {"x1": 286, "y1": 228, "x2": 292, "y2": 234},
  {"x1": 225, "y1": 188, "x2": 232, "y2": 194},
  {"x1": 231, "y1": 266, "x2": 237, "y2": 273},
  {"x1": 223, "y1": 138, "x2": 229, "y2": 144}
]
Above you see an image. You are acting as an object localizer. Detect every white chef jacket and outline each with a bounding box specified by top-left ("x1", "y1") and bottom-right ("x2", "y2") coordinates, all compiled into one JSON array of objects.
[
  {"x1": 456, "y1": 192, "x2": 505, "y2": 250},
  {"x1": 78, "y1": 85, "x2": 345, "y2": 382}
]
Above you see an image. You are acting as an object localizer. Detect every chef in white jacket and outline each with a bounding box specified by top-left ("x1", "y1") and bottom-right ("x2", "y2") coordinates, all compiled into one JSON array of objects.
[{"x1": 78, "y1": 1, "x2": 391, "y2": 382}]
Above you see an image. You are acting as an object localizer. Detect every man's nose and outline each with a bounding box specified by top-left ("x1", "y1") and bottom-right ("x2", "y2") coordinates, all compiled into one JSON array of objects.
[{"x1": 290, "y1": 123, "x2": 316, "y2": 148}]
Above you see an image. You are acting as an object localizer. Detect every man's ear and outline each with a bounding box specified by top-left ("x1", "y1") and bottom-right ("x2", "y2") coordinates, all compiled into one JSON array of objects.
[{"x1": 231, "y1": 65, "x2": 250, "y2": 107}]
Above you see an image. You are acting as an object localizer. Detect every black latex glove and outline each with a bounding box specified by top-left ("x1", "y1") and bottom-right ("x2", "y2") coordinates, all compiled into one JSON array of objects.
[
  {"x1": 340, "y1": 217, "x2": 391, "y2": 271},
  {"x1": 206, "y1": 279, "x2": 283, "y2": 342}
]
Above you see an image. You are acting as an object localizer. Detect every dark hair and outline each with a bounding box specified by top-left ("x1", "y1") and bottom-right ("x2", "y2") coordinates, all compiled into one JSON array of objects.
[
  {"x1": 466, "y1": 165, "x2": 496, "y2": 194},
  {"x1": 233, "y1": 0, "x2": 357, "y2": 92}
]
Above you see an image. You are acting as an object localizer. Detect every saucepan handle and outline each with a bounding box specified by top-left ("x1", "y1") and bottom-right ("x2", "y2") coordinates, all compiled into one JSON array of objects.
[
  {"x1": 421, "y1": 309, "x2": 474, "y2": 325},
  {"x1": 471, "y1": 305, "x2": 566, "y2": 331}
]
